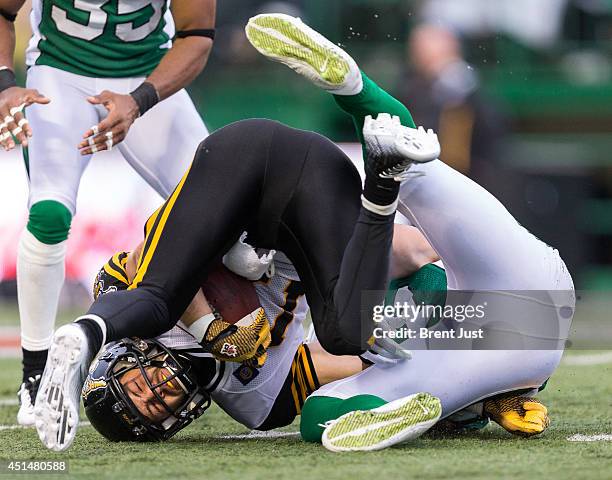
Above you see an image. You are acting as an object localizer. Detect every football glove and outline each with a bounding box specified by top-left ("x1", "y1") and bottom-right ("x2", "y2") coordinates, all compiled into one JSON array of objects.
[
  {"x1": 201, "y1": 307, "x2": 271, "y2": 368},
  {"x1": 364, "y1": 315, "x2": 412, "y2": 364},
  {"x1": 484, "y1": 396, "x2": 550, "y2": 437}
]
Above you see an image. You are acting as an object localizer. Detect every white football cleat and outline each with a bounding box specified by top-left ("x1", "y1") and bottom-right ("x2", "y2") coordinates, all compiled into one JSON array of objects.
[
  {"x1": 16, "y1": 374, "x2": 42, "y2": 426},
  {"x1": 321, "y1": 392, "x2": 442, "y2": 452},
  {"x1": 245, "y1": 13, "x2": 363, "y2": 95},
  {"x1": 363, "y1": 113, "x2": 440, "y2": 181},
  {"x1": 34, "y1": 324, "x2": 92, "y2": 452}
]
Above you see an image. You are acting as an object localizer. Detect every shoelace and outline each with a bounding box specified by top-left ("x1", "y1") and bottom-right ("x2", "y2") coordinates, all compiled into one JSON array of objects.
[
  {"x1": 380, "y1": 168, "x2": 427, "y2": 182},
  {"x1": 18, "y1": 374, "x2": 42, "y2": 404}
]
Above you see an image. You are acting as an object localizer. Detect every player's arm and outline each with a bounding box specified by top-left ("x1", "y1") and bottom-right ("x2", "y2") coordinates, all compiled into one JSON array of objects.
[
  {"x1": 78, "y1": 0, "x2": 216, "y2": 155},
  {"x1": 146, "y1": 0, "x2": 215, "y2": 102},
  {"x1": 390, "y1": 224, "x2": 439, "y2": 279},
  {"x1": 0, "y1": 0, "x2": 50, "y2": 151},
  {"x1": 307, "y1": 341, "x2": 362, "y2": 385}
]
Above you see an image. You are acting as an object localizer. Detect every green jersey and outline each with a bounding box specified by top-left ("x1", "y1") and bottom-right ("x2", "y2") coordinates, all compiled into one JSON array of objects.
[{"x1": 26, "y1": 0, "x2": 174, "y2": 78}]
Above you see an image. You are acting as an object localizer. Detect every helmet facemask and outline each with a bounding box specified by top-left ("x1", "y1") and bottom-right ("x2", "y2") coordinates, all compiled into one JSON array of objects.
[{"x1": 85, "y1": 338, "x2": 211, "y2": 441}]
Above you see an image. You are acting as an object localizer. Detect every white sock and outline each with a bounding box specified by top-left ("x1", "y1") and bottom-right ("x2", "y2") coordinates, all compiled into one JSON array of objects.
[
  {"x1": 361, "y1": 195, "x2": 399, "y2": 216},
  {"x1": 17, "y1": 229, "x2": 67, "y2": 351}
]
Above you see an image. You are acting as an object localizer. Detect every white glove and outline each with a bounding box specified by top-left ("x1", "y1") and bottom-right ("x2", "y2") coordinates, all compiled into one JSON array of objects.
[
  {"x1": 364, "y1": 313, "x2": 413, "y2": 364},
  {"x1": 223, "y1": 232, "x2": 276, "y2": 281},
  {"x1": 369, "y1": 336, "x2": 412, "y2": 362}
]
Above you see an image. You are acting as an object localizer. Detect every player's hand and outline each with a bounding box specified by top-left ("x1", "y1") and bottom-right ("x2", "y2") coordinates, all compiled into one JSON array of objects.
[
  {"x1": 0, "y1": 86, "x2": 50, "y2": 151},
  {"x1": 79, "y1": 90, "x2": 140, "y2": 155},
  {"x1": 365, "y1": 313, "x2": 412, "y2": 363},
  {"x1": 201, "y1": 308, "x2": 272, "y2": 367},
  {"x1": 484, "y1": 396, "x2": 550, "y2": 437}
]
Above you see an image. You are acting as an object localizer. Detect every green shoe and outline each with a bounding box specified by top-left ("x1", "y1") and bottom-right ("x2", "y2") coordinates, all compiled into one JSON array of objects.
[
  {"x1": 245, "y1": 13, "x2": 363, "y2": 95},
  {"x1": 321, "y1": 392, "x2": 442, "y2": 452}
]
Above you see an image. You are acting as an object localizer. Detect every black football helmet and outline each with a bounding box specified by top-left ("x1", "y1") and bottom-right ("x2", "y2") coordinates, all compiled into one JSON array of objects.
[{"x1": 83, "y1": 337, "x2": 211, "y2": 442}]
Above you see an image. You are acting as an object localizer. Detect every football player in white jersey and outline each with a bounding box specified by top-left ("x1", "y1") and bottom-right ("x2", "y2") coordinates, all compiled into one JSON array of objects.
[
  {"x1": 0, "y1": 0, "x2": 215, "y2": 425},
  {"x1": 245, "y1": 13, "x2": 575, "y2": 452}
]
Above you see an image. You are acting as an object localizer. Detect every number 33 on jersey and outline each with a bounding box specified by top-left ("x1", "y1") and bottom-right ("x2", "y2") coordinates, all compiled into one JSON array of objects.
[{"x1": 26, "y1": 0, "x2": 174, "y2": 78}]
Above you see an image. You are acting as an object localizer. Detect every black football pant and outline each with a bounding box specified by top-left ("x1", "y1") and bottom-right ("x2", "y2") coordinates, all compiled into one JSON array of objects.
[{"x1": 88, "y1": 119, "x2": 394, "y2": 355}]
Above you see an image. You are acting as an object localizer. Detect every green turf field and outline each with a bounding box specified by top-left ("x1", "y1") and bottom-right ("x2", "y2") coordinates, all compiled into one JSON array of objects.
[
  {"x1": 0, "y1": 352, "x2": 610, "y2": 479},
  {"x1": 1, "y1": 299, "x2": 611, "y2": 480}
]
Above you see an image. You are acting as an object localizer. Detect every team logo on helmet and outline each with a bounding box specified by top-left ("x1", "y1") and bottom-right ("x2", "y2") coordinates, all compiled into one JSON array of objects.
[{"x1": 82, "y1": 376, "x2": 107, "y2": 399}]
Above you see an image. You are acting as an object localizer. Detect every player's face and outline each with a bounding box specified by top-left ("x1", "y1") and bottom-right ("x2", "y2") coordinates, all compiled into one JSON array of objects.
[{"x1": 119, "y1": 366, "x2": 186, "y2": 423}]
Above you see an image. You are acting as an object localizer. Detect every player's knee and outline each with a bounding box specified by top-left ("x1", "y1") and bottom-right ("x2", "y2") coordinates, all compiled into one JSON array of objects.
[{"x1": 27, "y1": 200, "x2": 72, "y2": 244}]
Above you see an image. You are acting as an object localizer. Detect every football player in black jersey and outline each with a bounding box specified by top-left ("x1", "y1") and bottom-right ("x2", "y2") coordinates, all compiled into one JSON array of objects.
[{"x1": 35, "y1": 92, "x2": 440, "y2": 450}]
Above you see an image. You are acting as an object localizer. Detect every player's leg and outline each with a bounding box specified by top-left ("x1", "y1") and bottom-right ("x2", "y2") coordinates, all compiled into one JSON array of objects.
[
  {"x1": 16, "y1": 66, "x2": 97, "y2": 425},
  {"x1": 85, "y1": 119, "x2": 282, "y2": 343},
  {"x1": 271, "y1": 130, "x2": 393, "y2": 355},
  {"x1": 302, "y1": 348, "x2": 556, "y2": 446},
  {"x1": 245, "y1": 14, "x2": 417, "y2": 142},
  {"x1": 275, "y1": 109, "x2": 442, "y2": 356},
  {"x1": 117, "y1": 84, "x2": 209, "y2": 197},
  {"x1": 245, "y1": 13, "x2": 572, "y2": 292},
  {"x1": 398, "y1": 160, "x2": 572, "y2": 290}
]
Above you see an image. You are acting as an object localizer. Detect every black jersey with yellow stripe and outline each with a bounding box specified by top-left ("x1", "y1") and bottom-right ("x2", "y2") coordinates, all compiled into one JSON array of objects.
[{"x1": 257, "y1": 344, "x2": 320, "y2": 430}]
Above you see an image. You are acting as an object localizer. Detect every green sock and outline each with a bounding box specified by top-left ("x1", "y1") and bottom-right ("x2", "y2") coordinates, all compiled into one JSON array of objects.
[
  {"x1": 333, "y1": 71, "x2": 416, "y2": 157},
  {"x1": 300, "y1": 394, "x2": 387, "y2": 443}
]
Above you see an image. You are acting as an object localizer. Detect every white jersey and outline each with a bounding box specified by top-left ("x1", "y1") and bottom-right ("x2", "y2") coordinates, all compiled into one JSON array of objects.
[{"x1": 156, "y1": 253, "x2": 314, "y2": 429}]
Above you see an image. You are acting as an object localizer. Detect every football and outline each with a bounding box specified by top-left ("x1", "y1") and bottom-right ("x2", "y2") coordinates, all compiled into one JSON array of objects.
[{"x1": 200, "y1": 262, "x2": 261, "y2": 325}]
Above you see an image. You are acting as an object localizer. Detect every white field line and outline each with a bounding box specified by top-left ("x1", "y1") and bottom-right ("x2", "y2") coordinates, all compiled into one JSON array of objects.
[
  {"x1": 214, "y1": 430, "x2": 300, "y2": 440},
  {"x1": 0, "y1": 398, "x2": 18, "y2": 406},
  {"x1": 0, "y1": 421, "x2": 90, "y2": 431},
  {"x1": 567, "y1": 434, "x2": 612, "y2": 442},
  {"x1": 562, "y1": 352, "x2": 612, "y2": 366}
]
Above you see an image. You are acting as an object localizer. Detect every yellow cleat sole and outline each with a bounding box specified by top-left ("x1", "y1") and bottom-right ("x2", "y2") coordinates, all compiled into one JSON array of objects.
[
  {"x1": 322, "y1": 392, "x2": 442, "y2": 452},
  {"x1": 246, "y1": 14, "x2": 350, "y2": 87}
]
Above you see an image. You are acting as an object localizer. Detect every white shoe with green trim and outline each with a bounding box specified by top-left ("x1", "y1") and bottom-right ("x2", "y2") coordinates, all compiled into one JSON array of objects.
[
  {"x1": 321, "y1": 392, "x2": 442, "y2": 452},
  {"x1": 245, "y1": 13, "x2": 363, "y2": 95}
]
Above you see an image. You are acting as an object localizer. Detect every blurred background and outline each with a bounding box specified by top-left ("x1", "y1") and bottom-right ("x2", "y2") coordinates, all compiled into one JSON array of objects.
[{"x1": 1, "y1": 0, "x2": 612, "y2": 344}]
